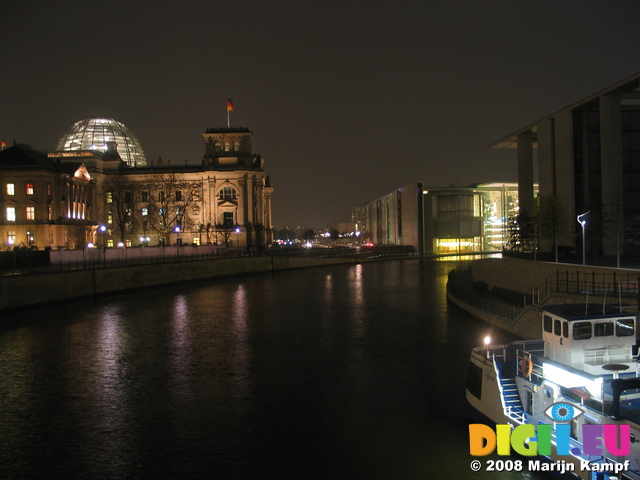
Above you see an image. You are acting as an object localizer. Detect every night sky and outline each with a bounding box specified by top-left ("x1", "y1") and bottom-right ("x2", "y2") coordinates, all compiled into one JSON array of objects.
[{"x1": 2, "y1": 1, "x2": 639, "y2": 228}]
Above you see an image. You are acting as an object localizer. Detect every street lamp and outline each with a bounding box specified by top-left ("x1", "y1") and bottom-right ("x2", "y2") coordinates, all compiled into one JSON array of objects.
[{"x1": 577, "y1": 211, "x2": 589, "y2": 266}]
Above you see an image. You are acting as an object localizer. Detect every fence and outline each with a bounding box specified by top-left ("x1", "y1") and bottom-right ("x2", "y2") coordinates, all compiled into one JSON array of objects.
[{"x1": 447, "y1": 265, "x2": 640, "y2": 323}]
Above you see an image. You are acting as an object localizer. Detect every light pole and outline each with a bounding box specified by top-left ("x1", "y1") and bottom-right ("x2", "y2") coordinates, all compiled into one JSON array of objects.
[
  {"x1": 99, "y1": 225, "x2": 107, "y2": 266},
  {"x1": 577, "y1": 211, "x2": 589, "y2": 266}
]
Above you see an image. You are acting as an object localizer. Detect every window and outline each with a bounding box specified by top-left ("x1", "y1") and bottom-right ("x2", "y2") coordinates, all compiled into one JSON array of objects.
[
  {"x1": 224, "y1": 142, "x2": 231, "y2": 152},
  {"x1": 554, "y1": 319, "x2": 561, "y2": 336},
  {"x1": 223, "y1": 211, "x2": 234, "y2": 227},
  {"x1": 573, "y1": 322, "x2": 592, "y2": 340},
  {"x1": 7, "y1": 231, "x2": 16, "y2": 245},
  {"x1": 562, "y1": 321, "x2": 569, "y2": 338},
  {"x1": 234, "y1": 141, "x2": 240, "y2": 151},
  {"x1": 594, "y1": 322, "x2": 613, "y2": 337},
  {"x1": 616, "y1": 319, "x2": 635, "y2": 337},
  {"x1": 175, "y1": 190, "x2": 182, "y2": 201},
  {"x1": 26, "y1": 206, "x2": 35, "y2": 220},
  {"x1": 141, "y1": 190, "x2": 149, "y2": 202},
  {"x1": 6, "y1": 206, "x2": 16, "y2": 222},
  {"x1": 25, "y1": 183, "x2": 34, "y2": 195},
  {"x1": 543, "y1": 315, "x2": 553, "y2": 333},
  {"x1": 6, "y1": 183, "x2": 14, "y2": 195},
  {"x1": 142, "y1": 208, "x2": 148, "y2": 216},
  {"x1": 106, "y1": 192, "x2": 113, "y2": 203},
  {"x1": 47, "y1": 184, "x2": 51, "y2": 196},
  {"x1": 219, "y1": 187, "x2": 237, "y2": 200},
  {"x1": 107, "y1": 212, "x2": 113, "y2": 224}
]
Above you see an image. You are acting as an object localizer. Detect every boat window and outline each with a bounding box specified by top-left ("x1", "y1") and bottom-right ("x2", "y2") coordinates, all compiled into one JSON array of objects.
[
  {"x1": 563, "y1": 321, "x2": 569, "y2": 338},
  {"x1": 543, "y1": 315, "x2": 553, "y2": 333},
  {"x1": 573, "y1": 322, "x2": 592, "y2": 340},
  {"x1": 616, "y1": 319, "x2": 635, "y2": 337},
  {"x1": 594, "y1": 322, "x2": 614, "y2": 337},
  {"x1": 554, "y1": 319, "x2": 561, "y2": 336}
]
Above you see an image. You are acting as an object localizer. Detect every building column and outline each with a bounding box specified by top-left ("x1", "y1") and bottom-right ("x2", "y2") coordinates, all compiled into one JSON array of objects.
[
  {"x1": 517, "y1": 131, "x2": 534, "y2": 217},
  {"x1": 600, "y1": 94, "x2": 624, "y2": 256},
  {"x1": 554, "y1": 109, "x2": 576, "y2": 248}
]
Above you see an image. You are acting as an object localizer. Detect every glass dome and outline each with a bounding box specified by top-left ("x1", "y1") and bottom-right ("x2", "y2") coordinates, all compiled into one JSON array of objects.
[{"x1": 57, "y1": 117, "x2": 147, "y2": 167}]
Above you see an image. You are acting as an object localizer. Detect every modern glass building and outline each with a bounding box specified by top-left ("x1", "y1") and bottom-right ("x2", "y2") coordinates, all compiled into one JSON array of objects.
[{"x1": 56, "y1": 117, "x2": 147, "y2": 167}]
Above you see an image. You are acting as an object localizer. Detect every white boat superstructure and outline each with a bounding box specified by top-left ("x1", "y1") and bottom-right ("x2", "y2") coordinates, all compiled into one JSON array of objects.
[{"x1": 467, "y1": 303, "x2": 640, "y2": 480}]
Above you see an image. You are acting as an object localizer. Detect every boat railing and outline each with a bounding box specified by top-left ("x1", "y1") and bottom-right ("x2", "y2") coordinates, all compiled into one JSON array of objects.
[{"x1": 516, "y1": 348, "x2": 544, "y2": 385}]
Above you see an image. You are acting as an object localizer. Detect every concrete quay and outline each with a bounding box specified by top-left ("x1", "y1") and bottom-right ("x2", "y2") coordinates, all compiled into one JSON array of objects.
[
  {"x1": 0, "y1": 255, "x2": 363, "y2": 313},
  {"x1": 447, "y1": 257, "x2": 640, "y2": 339}
]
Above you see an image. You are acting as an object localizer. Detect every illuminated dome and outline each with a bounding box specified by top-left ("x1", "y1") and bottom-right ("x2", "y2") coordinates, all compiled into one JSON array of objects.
[{"x1": 57, "y1": 117, "x2": 147, "y2": 167}]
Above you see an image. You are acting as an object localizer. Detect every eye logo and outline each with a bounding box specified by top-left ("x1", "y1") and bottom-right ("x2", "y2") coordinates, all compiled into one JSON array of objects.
[{"x1": 544, "y1": 402, "x2": 584, "y2": 422}]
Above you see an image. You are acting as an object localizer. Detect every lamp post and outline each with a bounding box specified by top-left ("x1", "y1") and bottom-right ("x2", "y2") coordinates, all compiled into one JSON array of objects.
[
  {"x1": 99, "y1": 225, "x2": 107, "y2": 267},
  {"x1": 577, "y1": 211, "x2": 589, "y2": 266}
]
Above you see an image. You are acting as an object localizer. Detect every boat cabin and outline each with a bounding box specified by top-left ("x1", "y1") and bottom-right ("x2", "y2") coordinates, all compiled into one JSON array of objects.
[{"x1": 541, "y1": 304, "x2": 637, "y2": 376}]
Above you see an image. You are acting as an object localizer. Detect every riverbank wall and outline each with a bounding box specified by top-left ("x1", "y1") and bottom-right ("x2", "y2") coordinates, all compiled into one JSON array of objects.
[
  {"x1": 448, "y1": 257, "x2": 640, "y2": 339},
  {"x1": 0, "y1": 255, "x2": 363, "y2": 313}
]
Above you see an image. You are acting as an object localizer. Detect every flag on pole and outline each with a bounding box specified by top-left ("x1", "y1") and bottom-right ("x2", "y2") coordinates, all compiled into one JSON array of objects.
[
  {"x1": 1, "y1": 139, "x2": 6, "y2": 149},
  {"x1": 227, "y1": 99, "x2": 235, "y2": 112}
]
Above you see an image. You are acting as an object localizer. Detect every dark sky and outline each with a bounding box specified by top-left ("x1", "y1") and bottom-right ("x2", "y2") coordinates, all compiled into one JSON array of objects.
[{"x1": 2, "y1": 1, "x2": 639, "y2": 228}]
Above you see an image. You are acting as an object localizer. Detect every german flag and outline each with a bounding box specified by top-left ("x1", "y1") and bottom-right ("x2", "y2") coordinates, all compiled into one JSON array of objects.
[
  {"x1": 1, "y1": 139, "x2": 6, "y2": 149},
  {"x1": 227, "y1": 99, "x2": 234, "y2": 112}
]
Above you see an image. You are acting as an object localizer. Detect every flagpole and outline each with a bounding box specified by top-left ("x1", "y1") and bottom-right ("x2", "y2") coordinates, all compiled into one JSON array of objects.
[{"x1": 227, "y1": 108, "x2": 230, "y2": 128}]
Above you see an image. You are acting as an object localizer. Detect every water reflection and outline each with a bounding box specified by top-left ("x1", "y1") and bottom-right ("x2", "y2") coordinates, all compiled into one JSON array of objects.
[
  {"x1": 0, "y1": 260, "x2": 549, "y2": 480},
  {"x1": 231, "y1": 284, "x2": 251, "y2": 396}
]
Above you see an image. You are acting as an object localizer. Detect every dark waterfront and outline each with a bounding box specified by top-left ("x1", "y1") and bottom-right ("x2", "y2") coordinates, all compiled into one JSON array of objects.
[{"x1": 0, "y1": 259, "x2": 549, "y2": 479}]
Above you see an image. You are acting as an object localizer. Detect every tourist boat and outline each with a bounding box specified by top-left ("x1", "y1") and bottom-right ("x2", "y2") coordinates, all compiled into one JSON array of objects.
[{"x1": 467, "y1": 303, "x2": 640, "y2": 480}]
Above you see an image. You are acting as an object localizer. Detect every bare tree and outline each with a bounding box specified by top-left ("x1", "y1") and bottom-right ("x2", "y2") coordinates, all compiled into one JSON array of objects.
[
  {"x1": 144, "y1": 172, "x2": 199, "y2": 245},
  {"x1": 101, "y1": 173, "x2": 141, "y2": 244}
]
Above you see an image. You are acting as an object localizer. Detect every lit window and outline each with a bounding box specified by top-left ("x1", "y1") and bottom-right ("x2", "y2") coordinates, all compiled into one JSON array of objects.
[
  {"x1": 6, "y1": 183, "x2": 14, "y2": 195},
  {"x1": 25, "y1": 183, "x2": 34, "y2": 195},
  {"x1": 106, "y1": 192, "x2": 113, "y2": 203},
  {"x1": 142, "y1": 208, "x2": 148, "y2": 216},
  {"x1": 107, "y1": 239, "x2": 114, "y2": 247},
  {"x1": 224, "y1": 142, "x2": 230, "y2": 152},
  {"x1": 6, "y1": 206, "x2": 16, "y2": 222},
  {"x1": 219, "y1": 187, "x2": 237, "y2": 200},
  {"x1": 234, "y1": 141, "x2": 240, "y2": 151},
  {"x1": 108, "y1": 212, "x2": 113, "y2": 224},
  {"x1": 26, "y1": 206, "x2": 35, "y2": 220},
  {"x1": 7, "y1": 231, "x2": 16, "y2": 245}
]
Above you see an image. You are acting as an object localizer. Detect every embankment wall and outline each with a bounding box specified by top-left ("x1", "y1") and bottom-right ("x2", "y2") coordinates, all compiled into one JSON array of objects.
[
  {"x1": 0, "y1": 256, "x2": 359, "y2": 313},
  {"x1": 472, "y1": 257, "x2": 639, "y2": 294},
  {"x1": 451, "y1": 257, "x2": 640, "y2": 339}
]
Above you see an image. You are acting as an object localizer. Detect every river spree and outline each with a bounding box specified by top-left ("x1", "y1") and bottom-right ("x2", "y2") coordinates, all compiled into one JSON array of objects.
[{"x1": 0, "y1": 259, "x2": 549, "y2": 479}]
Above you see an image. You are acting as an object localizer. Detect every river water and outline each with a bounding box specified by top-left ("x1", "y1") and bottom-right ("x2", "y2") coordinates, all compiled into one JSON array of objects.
[{"x1": 0, "y1": 259, "x2": 550, "y2": 479}]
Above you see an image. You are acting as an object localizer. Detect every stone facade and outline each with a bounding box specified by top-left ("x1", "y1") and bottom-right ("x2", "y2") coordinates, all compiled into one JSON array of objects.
[{"x1": 0, "y1": 126, "x2": 274, "y2": 251}]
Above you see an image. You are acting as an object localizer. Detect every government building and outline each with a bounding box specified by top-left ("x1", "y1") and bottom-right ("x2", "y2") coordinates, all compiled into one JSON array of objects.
[
  {"x1": 352, "y1": 181, "x2": 529, "y2": 256},
  {"x1": 0, "y1": 118, "x2": 274, "y2": 250},
  {"x1": 492, "y1": 72, "x2": 640, "y2": 259}
]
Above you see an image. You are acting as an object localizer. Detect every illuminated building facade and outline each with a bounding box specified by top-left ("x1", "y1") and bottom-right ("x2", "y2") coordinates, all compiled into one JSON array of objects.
[
  {"x1": 0, "y1": 122, "x2": 274, "y2": 251},
  {"x1": 0, "y1": 144, "x2": 94, "y2": 248},
  {"x1": 492, "y1": 72, "x2": 640, "y2": 257},
  {"x1": 354, "y1": 182, "x2": 532, "y2": 255}
]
